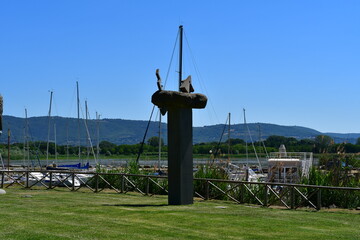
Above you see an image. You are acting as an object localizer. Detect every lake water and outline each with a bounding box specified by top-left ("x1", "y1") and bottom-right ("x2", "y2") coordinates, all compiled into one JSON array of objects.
[
  {"x1": 6, "y1": 157, "x2": 318, "y2": 168},
  {"x1": 7, "y1": 158, "x2": 268, "y2": 168}
]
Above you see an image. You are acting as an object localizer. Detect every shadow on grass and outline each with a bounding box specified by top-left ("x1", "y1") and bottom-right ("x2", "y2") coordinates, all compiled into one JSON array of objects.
[{"x1": 102, "y1": 204, "x2": 168, "y2": 207}]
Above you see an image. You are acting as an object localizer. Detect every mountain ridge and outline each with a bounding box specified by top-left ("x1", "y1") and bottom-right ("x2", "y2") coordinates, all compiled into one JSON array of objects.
[{"x1": 0, "y1": 115, "x2": 359, "y2": 145}]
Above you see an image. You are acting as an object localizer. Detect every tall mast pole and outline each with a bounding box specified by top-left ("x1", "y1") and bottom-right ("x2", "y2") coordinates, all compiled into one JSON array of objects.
[
  {"x1": 258, "y1": 123, "x2": 262, "y2": 155},
  {"x1": 25, "y1": 108, "x2": 29, "y2": 168},
  {"x1": 7, "y1": 128, "x2": 10, "y2": 171},
  {"x1": 23, "y1": 109, "x2": 26, "y2": 167},
  {"x1": 46, "y1": 91, "x2": 53, "y2": 166},
  {"x1": 228, "y1": 112, "x2": 231, "y2": 160},
  {"x1": 66, "y1": 123, "x2": 69, "y2": 160},
  {"x1": 243, "y1": 109, "x2": 249, "y2": 181},
  {"x1": 23, "y1": 116, "x2": 26, "y2": 167},
  {"x1": 96, "y1": 112, "x2": 100, "y2": 160},
  {"x1": 85, "y1": 100, "x2": 89, "y2": 159},
  {"x1": 54, "y1": 123, "x2": 57, "y2": 163},
  {"x1": 77, "y1": 81, "x2": 81, "y2": 162},
  {"x1": 243, "y1": 109, "x2": 249, "y2": 165},
  {"x1": 178, "y1": 25, "x2": 183, "y2": 91}
]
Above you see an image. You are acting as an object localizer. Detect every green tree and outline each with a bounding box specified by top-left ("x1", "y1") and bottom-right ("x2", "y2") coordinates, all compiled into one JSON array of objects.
[
  {"x1": 314, "y1": 135, "x2": 334, "y2": 153},
  {"x1": 147, "y1": 136, "x2": 164, "y2": 148},
  {"x1": 99, "y1": 141, "x2": 116, "y2": 155},
  {"x1": 264, "y1": 135, "x2": 289, "y2": 148},
  {"x1": 226, "y1": 138, "x2": 245, "y2": 146}
]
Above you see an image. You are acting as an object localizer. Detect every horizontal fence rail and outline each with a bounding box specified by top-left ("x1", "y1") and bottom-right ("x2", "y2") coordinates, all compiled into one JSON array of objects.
[{"x1": 1, "y1": 170, "x2": 359, "y2": 210}]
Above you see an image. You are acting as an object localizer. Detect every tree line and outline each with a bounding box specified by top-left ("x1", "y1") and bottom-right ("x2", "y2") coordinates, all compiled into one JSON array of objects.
[
  {"x1": 194, "y1": 135, "x2": 360, "y2": 155},
  {"x1": 2, "y1": 135, "x2": 360, "y2": 159}
]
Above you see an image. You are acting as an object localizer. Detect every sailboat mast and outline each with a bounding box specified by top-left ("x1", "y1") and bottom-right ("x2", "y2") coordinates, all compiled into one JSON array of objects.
[
  {"x1": 7, "y1": 128, "x2": 10, "y2": 170},
  {"x1": 96, "y1": 112, "x2": 100, "y2": 160},
  {"x1": 243, "y1": 109, "x2": 249, "y2": 181},
  {"x1": 178, "y1": 25, "x2": 183, "y2": 91},
  {"x1": 46, "y1": 91, "x2": 53, "y2": 166},
  {"x1": 259, "y1": 123, "x2": 269, "y2": 158},
  {"x1": 258, "y1": 123, "x2": 262, "y2": 155},
  {"x1": 23, "y1": 115, "x2": 26, "y2": 167},
  {"x1": 54, "y1": 123, "x2": 57, "y2": 162},
  {"x1": 228, "y1": 112, "x2": 231, "y2": 159},
  {"x1": 77, "y1": 81, "x2": 81, "y2": 162},
  {"x1": 66, "y1": 123, "x2": 69, "y2": 160},
  {"x1": 243, "y1": 109, "x2": 263, "y2": 174},
  {"x1": 85, "y1": 100, "x2": 89, "y2": 159},
  {"x1": 243, "y1": 109, "x2": 249, "y2": 165},
  {"x1": 25, "y1": 108, "x2": 30, "y2": 168}
]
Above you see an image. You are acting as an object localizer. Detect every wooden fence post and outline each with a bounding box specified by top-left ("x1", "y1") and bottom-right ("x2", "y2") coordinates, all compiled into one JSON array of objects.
[
  {"x1": 146, "y1": 177, "x2": 150, "y2": 195},
  {"x1": 49, "y1": 172, "x2": 52, "y2": 189},
  {"x1": 290, "y1": 186, "x2": 295, "y2": 209},
  {"x1": 121, "y1": 175, "x2": 124, "y2": 193},
  {"x1": 205, "y1": 180, "x2": 210, "y2": 200},
  {"x1": 317, "y1": 189, "x2": 322, "y2": 210},
  {"x1": 71, "y1": 172, "x2": 75, "y2": 191},
  {"x1": 263, "y1": 184, "x2": 268, "y2": 207},
  {"x1": 1, "y1": 172, "x2": 4, "y2": 188},
  {"x1": 95, "y1": 173, "x2": 99, "y2": 193},
  {"x1": 239, "y1": 183, "x2": 245, "y2": 204},
  {"x1": 26, "y1": 171, "x2": 29, "y2": 188}
]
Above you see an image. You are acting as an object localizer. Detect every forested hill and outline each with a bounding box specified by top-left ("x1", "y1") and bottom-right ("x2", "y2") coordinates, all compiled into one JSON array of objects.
[{"x1": 0, "y1": 115, "x2": 359, "y2": 145}]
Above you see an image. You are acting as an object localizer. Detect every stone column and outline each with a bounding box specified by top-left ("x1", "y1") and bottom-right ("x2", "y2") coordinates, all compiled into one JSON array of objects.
[
  {"x1": 152, "y1": 90, "x2": 207, "y2": 205},
  {"x1": 167, "y1": 108, "x2": 193, "y2": 204}
]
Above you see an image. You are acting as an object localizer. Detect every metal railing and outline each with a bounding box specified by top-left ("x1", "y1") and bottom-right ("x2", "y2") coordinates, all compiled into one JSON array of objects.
[
  {"x1": 268, "y1": 152, "x2": 313, "y2": 159},
  {"x1": 1, "y1": 170, "x2": 359, "y2": 210}
]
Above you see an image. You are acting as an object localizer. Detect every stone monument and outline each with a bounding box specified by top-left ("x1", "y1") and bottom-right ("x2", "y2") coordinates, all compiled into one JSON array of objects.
[{"x1": 152, "y1": 69, "x2": 207, "y2": 205}]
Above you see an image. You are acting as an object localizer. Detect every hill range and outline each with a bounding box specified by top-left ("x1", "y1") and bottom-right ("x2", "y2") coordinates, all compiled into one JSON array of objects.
[{"x1": 0, "y1": 115, "x2": 359, "y2": 145}]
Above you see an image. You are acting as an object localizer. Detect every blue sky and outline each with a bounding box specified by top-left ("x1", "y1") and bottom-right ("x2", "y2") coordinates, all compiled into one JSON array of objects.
[{"x1": 0, "y1": 1, "x2": 359, "y2": 133}]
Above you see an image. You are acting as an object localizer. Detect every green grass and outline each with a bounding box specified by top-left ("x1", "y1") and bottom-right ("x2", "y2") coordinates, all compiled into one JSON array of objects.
[{"x1": 0, "y1": 188, "x2": 359, "y2": 240}]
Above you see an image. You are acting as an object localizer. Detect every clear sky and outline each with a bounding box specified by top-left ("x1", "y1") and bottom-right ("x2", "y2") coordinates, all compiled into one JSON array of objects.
[{"x1": 0, "y1": 1, "x2": 359, "y2": 133}]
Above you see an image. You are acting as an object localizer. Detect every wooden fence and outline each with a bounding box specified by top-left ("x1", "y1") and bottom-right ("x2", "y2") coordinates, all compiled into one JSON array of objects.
[{"x1": 1, "y1": 170, "x2": 359, "y2": 210}]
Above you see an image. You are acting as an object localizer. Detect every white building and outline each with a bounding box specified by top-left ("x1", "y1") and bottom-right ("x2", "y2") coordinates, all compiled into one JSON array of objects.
[{"x1": 267, "y1": 144, "x2": 313, "y2": 183}]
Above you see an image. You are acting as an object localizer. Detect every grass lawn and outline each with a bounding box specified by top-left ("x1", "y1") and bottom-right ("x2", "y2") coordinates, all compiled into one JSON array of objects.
[{"x1": 0, "y1": 188, "x2": 359, "y2": 240}]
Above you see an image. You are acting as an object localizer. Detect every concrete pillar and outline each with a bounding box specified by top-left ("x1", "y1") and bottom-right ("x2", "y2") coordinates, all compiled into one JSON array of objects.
[{"x1": 168, "y1": 108, "x2": 193, "y2": 205}]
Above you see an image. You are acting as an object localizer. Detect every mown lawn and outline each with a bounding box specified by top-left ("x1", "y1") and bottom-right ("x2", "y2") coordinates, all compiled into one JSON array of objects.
[{"x1": 0, "y1": 188, "x2": 359, "y2": 240}]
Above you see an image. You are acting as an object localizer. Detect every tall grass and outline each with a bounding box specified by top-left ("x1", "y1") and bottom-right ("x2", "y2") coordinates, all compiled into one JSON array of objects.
[
  {"x1": 301, "y1": 167, "x2": 360, "y2": 208},
  {"x1": 93, "y1": 160, "x2": 168, "y2": 195}
]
